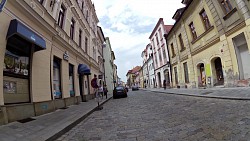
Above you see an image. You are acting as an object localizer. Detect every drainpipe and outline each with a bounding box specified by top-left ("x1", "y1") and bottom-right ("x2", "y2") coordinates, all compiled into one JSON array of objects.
[{"x1": 164, "y1": 34, "x2": 173, "y2": 88}]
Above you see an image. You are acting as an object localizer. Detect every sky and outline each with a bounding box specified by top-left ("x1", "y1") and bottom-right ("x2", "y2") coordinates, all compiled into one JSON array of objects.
[{"x1": 92, "y1": 0, "x2": 185, "y2": 82}]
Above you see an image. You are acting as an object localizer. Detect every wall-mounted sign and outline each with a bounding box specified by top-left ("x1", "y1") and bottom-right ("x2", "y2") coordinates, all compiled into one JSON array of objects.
[
  {"x1": 3, "y1": 80, "x2": 16, "y2": 94},
  {"x1": 0, "y1": 0, "x2": 7, "y2": 13},
  {"x1": 63, "y1": 51, "x2": 69, "y2": 61}
]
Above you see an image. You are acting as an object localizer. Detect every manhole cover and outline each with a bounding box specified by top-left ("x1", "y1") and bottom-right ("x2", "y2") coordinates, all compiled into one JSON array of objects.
[{"x1": 18, "y1": 118, "x2": 35, "y2": 123}]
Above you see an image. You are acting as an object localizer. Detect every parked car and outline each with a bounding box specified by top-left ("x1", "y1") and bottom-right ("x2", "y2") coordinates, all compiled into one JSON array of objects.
[
  {"x1": 132, "y1": 85, "x2": 139, "y2": 91},
  {"x1": 113, "y1": 86, "x2": 128, "y2": 99}
]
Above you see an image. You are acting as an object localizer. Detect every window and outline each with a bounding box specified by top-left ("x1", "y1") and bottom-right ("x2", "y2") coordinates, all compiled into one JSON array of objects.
[
  {"x1": 53, "y1": 57, "x2": 62, "y2": 99},
  {"x1": 69, "y1": 64, "x2": 74, "y2": 97},
  {"x1": 3, "y1": 45, "x2": 30, "y2": 103},
  {"x1": 183, "y1": 62, "x2": 189, "y2": 83},
  {"x1": 81, "y1": 1, "x2": 84, "y2": 12},
  {"x1": 178, "y1": 34, "x2": 185, "y2": 51},
  {"x1": 57, "y1": 5, "x2": 65, "y2": 28},
  {"x1": 159, "y1": 50, "x2": 162, "y2": 62},
  {"x1": 85, "y1": 37, "x2": 88, "y2": 53},
  {"x1": 156, "y1": 34, "x2": 159, "y2": 45},
  {"x1": 171, "y1": 43, "x2": 176, "y2": 57},
  {"x1": 152, "y1": 39, "x2": 155, "y2": 49},
  {"x1": 4, "y1": 49, "x2": 30, "y2": 77},
  {"x1": 220, "y1": 0, "x2": 233, "y2": 14},
  {"x1": 200, "y1": 9, "x2": 211, "y2": 30},
  {"x1": 174, "y1": 67, "x2": 178, "y2": 84},
  {"x1": 38, "y1": 0, "x2": 44, "y2": 4},
  {"x1": 155, "y1": 57, "x2": 158, "y2": 67},
  {"x1": 158, "y1": 28, "x2": 162, "y2": 39},
  {"x1": 79, "y1": 29, "x2": 82, "y2": 47},
  {"x1": 93, "y1": 47, "x2": 96, "y2": 60},
  {"x1": 163, "y1": 49, "x2": 166, "y2": 59},
  {"x1": 189, "y1": 22, "x2": 197, "y2": 40},
  {"x1": 70, "y1": 18, "x2": 75, "y2": 40}
]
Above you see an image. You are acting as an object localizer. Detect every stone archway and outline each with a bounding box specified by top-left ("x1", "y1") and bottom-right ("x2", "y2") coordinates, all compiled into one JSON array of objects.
[
  {"x1": 197, "y1": 63, "x2": 206, "y2": 87},
  {"x1": 211, "y1": 57, "x2": 224, "y2": 86}
]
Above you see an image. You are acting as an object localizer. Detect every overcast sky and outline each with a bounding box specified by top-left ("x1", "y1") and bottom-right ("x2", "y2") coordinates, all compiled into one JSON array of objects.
[{"x1": 92, "y1": 0, "x2": 184, "y2": 82}]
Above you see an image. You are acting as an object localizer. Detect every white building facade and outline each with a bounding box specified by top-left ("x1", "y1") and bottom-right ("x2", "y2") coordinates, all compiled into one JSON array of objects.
[
  {"x1": 149, "y1": 18, "x2": 172, "y2": 88},
  {"x1": 103, "y1": 37, "x2": 115, "y2": 93}
]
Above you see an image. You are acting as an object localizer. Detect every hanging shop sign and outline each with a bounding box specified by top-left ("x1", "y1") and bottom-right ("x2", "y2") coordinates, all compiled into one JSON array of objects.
[{"x1": 63, "y1": 51, "x2": 69, "y2": 61}]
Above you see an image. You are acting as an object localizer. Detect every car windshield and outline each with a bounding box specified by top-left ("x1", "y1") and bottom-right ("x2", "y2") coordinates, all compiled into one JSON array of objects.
[{"x1": 116, "y1": 87, "x2": 124, "y2": 90}]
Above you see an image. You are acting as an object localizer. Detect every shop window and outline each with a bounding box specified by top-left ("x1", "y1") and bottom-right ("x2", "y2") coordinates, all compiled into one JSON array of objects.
[
  {"x1": 200, "y1": 9, "x2": 211, "y2": 31},
  {"x1": 69, "y1": 64, "x2": 75, "y2": 97},
  {"x1": 53, "y1": 57, "x2": 62, "y2": 99},
  {"x1": 189, "y1": 22, "x2": 197, "y2": 40},
  {"x1": 3, "y1": 43, "x2": 30, "y2": 104},
  {"x1": 57, "y1": 5, "x2": 65, "y2": 28},
  {"x1": 4, "y1": 49, "x2": 29, "y2": 77}
]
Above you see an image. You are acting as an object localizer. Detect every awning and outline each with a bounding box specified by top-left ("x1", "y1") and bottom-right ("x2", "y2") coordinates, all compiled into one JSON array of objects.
[
  {"x1": 6, "y1": 19, "x2": 46, "y2": 51},
  {"x1": 78, "y1": 64, "x2": 91, "y2": 75}
]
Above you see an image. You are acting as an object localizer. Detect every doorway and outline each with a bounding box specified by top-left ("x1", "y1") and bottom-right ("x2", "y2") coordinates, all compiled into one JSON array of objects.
[
  {"x1": 197, "y1": 63, "x2": 206, "y2": 87},
  {"x1": 157, "y1": 72, "x2": 162, "y2": 88},
  {"x1": 212, "y1": 57, "x2": 224, "y2": 86},
  {"x1": 233, "y1": 33, "x2": 250, "y2": 79}
]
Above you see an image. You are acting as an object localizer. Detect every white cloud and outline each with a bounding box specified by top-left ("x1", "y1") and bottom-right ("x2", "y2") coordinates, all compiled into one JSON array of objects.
[{"x1": 92, "y1": 0, "x2": 184, "y2": 81}]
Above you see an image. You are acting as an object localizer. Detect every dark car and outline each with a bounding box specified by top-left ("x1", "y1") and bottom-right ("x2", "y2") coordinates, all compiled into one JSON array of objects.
[
  {"x1": 132, "y1": 85, "x2": 139, "y2": 91},
  {"x1": 113, "y1": 86, "x2": 128, "y2": 99}
]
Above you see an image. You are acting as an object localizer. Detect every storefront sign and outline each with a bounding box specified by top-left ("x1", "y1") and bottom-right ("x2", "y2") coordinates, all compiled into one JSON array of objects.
[
  {"x1": 0, "y1": 0, "x2": 7, "y2": 13},
  {"x1": 63, "y1": 51, "x2": 69, "y2": 61}
]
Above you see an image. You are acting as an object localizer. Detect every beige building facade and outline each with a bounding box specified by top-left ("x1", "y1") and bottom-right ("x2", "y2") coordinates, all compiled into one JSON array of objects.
[
  {"x1": 167, "y1": 0, "x2": 250, "y2": 88},
  {"x1": 0, "y1": 0, "x2": 104, "y2": 125}
]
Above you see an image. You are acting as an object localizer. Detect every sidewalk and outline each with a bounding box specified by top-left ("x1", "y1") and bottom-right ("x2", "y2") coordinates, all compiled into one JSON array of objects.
[
  {"x1": 141, "y1": 87, "x2": 250, "y2": 100},
  {"x1": 0, "y1": 95, "x2": 113, "y2": 141}
]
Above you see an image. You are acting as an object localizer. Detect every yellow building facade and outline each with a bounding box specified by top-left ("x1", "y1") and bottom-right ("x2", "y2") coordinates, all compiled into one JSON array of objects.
[
  {"x1": 0, "y1": 0, "x2": 103, "y2": 125},
  {"x1": 167, "y1": 0, "x2": 250, "y2": 88}
]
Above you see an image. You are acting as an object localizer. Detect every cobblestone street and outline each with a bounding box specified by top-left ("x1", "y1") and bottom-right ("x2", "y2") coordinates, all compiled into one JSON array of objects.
[{"x1": 56, "y1": 90, "x2": 250, "y2": 141}]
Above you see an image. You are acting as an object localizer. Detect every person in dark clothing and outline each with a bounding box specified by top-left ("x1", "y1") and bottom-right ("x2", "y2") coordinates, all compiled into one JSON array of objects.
[
  {"x1": 163, "y1": 80, "x2": 167, "y2": 90},
  {"x1": 103, "y1": 84, "x2": 108, "y2": 99}
]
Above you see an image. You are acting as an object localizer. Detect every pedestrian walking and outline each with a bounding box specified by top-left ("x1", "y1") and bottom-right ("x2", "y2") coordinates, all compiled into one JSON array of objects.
[
  {"x1": 163, "y1": 80, "x2": 167, "y2": 90},
  {"x1": 91, "y1": 74, "x2": 102, "y2": 110},
  {"x1": 103, "y1": 84, "x2": 108, "y2": 99}
]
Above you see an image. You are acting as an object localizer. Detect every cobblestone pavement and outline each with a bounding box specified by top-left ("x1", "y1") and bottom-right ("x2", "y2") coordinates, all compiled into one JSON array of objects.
[{"x1": 56, "y1": 90, "x2": 250, "y2": 141}]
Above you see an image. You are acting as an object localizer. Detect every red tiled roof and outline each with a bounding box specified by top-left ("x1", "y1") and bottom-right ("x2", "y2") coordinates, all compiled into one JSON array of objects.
[{"x1": 164, "y1": 25, "x2": 173, "y2": 33}]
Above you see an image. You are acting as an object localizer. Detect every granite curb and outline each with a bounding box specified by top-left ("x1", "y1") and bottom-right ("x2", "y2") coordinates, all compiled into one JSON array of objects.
[
  {"x1": 46, "y1": 96, "x2": 113, "y2": 141},
  {"x1": 142, "y1": 89, "x2": 250, "y2": 100}
]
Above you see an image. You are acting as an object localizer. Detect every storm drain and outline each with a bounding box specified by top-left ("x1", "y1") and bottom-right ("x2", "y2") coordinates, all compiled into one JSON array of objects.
[
  {"x1": 201, "y1": 91, "x2": 213, "y2": 95},
  {"x1": 18, "y1": 117, "x2": 36, "y2": 123}
]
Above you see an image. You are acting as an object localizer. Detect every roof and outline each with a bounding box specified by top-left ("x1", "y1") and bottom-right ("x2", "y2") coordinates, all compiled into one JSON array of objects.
[
  {"x1": 164, "y1": 25, "x2": 173, "y2": 34},
  {"x1": 149, "y1": 18, "x2": 164, "y2": 39}
]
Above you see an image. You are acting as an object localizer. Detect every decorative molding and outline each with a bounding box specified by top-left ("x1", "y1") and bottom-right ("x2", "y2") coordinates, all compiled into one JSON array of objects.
[
  {"x1": 225, "y1": 21, "x2": 246, "y2": 37},
  {"x1": 180, "y1": 55, "x2": 188, "y2": 62},
  {"x1": 191, "y1": 37, "x2": 220, "y2": 56}
]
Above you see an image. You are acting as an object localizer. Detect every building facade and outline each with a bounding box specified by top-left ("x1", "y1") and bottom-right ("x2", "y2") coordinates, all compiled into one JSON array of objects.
[
  {"x1": 0, "y1": 0, "x2": 104, "y2": 125},
  {"x1": 149, "y1": 18, "x2": 172, "y2": 88},
  {"x1": 103, "y1": 37, "x2": 115, "y2": 93},
  {"x1": 166, "y1": 0, "x2": 250, "y2": 88}
]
